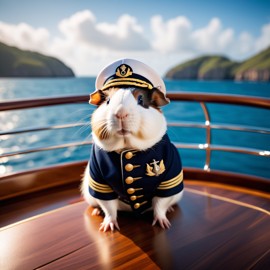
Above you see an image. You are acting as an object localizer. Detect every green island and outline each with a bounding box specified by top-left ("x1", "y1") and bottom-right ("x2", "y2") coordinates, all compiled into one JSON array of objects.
[
  {"x1": 0, "y1": 42, "x2": 74, "y2": 77},
  {"x1": 165, "y1": 46, "x2": 270, "y2": 81}
]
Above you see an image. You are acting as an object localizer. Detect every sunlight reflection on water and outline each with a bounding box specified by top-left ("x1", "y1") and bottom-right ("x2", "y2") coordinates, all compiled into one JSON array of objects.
[{"x1": 0, "y1": 78, "x2": 269, "y2": 178}]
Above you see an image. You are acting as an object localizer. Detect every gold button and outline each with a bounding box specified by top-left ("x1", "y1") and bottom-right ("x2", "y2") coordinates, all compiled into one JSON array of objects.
[
  {"x1": 130, "y1": 195, "x2": 143, "y2": 201},
  {"x1": 134, "y1": 201, "x2": 147, "y2": 209},
  {"x1": 134, "y1": 203, "x2": 140, "y2": 209},
  {"x1": 125, "y1": 164, "x2": 133, "y2": 172},
  {"x1": 125, "y1": 176, "x2": 134, "y2": 184},
  {"x1": 127, "y1": 188, "x2": 135, "y2": 194},
  {"x1": 125, "y1": 152, "x2": 133, "y2": 159}
]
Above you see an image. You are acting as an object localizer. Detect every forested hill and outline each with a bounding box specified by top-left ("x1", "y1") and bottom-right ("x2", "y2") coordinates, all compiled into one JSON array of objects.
[
  {"x1": 165, "y1": 47, "x2": 270, "y2": 81},
  {"x1": 0, "y1": 42, "x2": 74, "y2": 77}
]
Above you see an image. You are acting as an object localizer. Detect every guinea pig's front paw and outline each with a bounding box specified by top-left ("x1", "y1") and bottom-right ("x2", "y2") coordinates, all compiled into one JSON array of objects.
[
  {"x1": 99, "y1": 216, "x2": 120, "y2": 232},
  {"x1": 91, "y1": 207, "x2": 102, "y2": 216},
  {"x1": 152, "y1": 214, "x2": 171, "y2": 229}
]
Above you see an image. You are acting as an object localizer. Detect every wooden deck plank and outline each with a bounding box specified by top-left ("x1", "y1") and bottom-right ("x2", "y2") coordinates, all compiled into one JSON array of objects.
[
  {"x1": 1, "y1": 181, "x2": 269, "y2": 229},
  {"x1": 1, "y1": 186, "x2": 269, "y2": 270},
  {"x1": 0, "y1": 203, "x2": 89, "y2": 270},
  {"x1": 0, "y1": 183, "x2": 81, "y2": 228},
  {"x1": 188, "y1": 181, "x2": 270, "y2": 211}
]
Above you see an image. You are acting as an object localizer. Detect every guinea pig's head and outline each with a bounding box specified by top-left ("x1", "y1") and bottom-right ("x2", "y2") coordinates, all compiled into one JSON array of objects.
[
  {"x1": 90, "y1": 87, "x2": 169, "y2": 151},
  {"x1": 89, "y1": 58, "x2": 170, "y2": 152}
]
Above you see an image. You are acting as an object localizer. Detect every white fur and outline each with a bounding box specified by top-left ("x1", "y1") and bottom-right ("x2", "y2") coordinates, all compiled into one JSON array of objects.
[
  {"x1": 82, "y1": 164, "x2": 131, "y2": 212},
  {"x1": 91, "y1": 88, "x2": 167, "y2": 151},
  {"x1": 82, "y1": 88, "x2": 182, "y2": 231}
]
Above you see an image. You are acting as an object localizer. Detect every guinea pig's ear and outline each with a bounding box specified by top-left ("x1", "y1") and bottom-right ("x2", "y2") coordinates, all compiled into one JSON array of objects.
[
  {"x1": 150, "y1": 88, "x2": 170, "y2": 107},
  {"x1": 89, "y1": 90, "x2": 105, "y2": 106}
]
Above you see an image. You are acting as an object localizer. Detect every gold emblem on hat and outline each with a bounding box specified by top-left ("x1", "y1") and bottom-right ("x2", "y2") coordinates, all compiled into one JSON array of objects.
[
  {"x1": 146, "y1": 159, "x2": 165, "y2": 177},
  {"x1": 115, "y1": 64, "x2": 133, "y2": 78}
]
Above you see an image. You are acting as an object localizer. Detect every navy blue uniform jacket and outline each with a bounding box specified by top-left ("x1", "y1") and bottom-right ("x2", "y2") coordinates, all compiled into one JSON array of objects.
[{"x1": 88, "y1": 133, "x2": 183, "y2": 214}]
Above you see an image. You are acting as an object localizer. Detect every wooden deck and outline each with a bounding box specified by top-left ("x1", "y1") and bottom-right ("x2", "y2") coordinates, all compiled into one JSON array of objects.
[
  {"x1": 1, "y1": 90, "x2": 270, "y2": 269},
  {"x1": 1, "y1": 181, "x2": 269, "y2": 270}
]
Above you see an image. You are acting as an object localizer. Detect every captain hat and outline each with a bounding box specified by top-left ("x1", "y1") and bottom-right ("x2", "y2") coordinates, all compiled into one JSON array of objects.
[{"x1": 95, "y1": 58, "x2": 166, "y2": 94}]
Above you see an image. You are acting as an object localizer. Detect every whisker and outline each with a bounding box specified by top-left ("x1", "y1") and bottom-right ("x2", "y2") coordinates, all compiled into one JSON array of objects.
[
  {"x1": 81, "y1": 132, "x2": 93, "y2": 144},
  {"x1": 73, "y1": 108, "x2": 92, "y2": 113},
  {"x1": 74, "y1": 122, "x2": 91, "y2": 137},
  {"x1": 167, "y1": 127, "x2": 180, "y2": 142},
  {"x1": 69, "y1": 111, "x2": 94, "y2": 138},
  {"x1": 92, "y1": 119, "x2": 112, "y2": 140},
  {"x1": 99, "y1": 124, "x2": 110, "y2": 140},
  {"x1": 76, "y1": 113, "x2": 93, "y2": 123}
]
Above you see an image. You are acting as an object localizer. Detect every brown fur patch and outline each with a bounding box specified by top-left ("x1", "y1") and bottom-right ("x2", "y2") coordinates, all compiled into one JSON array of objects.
[
  {"x1": 136, "y1": 129, "x2": 145, "y2": 140},
  {"x1": 90, "y1": 88, "x2": 120, "y2": 106},
  {"x1": 151, "y1": 88, "x2": 170, "y2": 107},
  {"x1": 132, "y1": 88, "x2": 151, "y2": 108},
  {"x1": 92, "y1": 122, "x2": 110, "y2": 140},
  {"x1": 91, "y1": 110, "x2": 110, "y2": 140},
  {"x1": 131, "y1": 87, "x2": 168, "y2": 110},
  {"x1": 131, "y1": 88, "x2": 143, "y2": 99}
]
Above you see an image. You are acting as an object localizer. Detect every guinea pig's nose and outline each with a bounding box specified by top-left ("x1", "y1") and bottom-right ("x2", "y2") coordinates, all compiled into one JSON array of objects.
[{"x1": 115, "y1": 105, "x2": 129, "y2": 120}]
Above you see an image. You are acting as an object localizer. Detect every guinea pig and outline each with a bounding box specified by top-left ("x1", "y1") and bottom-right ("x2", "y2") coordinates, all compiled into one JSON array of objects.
[{"x1": 81, "y1": 59, "x2": 184, "y2": 231}]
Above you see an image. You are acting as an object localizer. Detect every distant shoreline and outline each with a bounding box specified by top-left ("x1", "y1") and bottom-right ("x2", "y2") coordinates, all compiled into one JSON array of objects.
[
  {"x1": 0, "y1": 42, "x2": 75, "y2": 78},
  {"x1": 165, "y1": 47, "x2": 270, "y2": 82}
]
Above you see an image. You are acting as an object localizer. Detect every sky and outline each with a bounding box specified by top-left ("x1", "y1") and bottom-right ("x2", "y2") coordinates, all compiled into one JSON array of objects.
[{"x1": 0, "y1": 0, "x2": 270, "y2": 76}]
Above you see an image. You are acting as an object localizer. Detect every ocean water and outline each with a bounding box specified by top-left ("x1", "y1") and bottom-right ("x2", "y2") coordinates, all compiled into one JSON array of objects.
[{"x1": 0, "y1": 78, "x2": 269, "y2": 179}]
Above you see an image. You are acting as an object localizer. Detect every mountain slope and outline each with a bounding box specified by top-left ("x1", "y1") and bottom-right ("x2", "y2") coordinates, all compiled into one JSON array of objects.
[
  {"x1": 0, "y1": 42, "x2": 74, "y2": 77},
  {"x1": 165, "y1": 47, "x2": 270, "y2": 81},
  {"x1": 165, "y1": 56, "x2": 238, "y2": 80},
  {"x1": 234, "y1": 47, "x2": 270, "y2": 81}
]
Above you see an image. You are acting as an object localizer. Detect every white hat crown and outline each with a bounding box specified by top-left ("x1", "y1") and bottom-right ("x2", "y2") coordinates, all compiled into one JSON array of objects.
[{"x1": 95, "y1": 58, "x2": 166, "y2": 94}]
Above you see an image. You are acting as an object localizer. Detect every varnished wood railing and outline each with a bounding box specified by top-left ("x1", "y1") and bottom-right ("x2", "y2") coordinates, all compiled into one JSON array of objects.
[
  {"x1": 1, "y1": 92, "x2": 269, "y2": 166},
  {"x1": 1, "y1": 92, "x2": 269, "y2": 111},
  {"x1": 0, "y1": 92, "x2": 269, "y2": 200}
]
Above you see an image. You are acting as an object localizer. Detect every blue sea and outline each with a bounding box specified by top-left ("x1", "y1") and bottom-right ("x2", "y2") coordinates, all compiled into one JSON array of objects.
[{"x1": 0, "y1": 78, "x2": 269, "y2": 179}]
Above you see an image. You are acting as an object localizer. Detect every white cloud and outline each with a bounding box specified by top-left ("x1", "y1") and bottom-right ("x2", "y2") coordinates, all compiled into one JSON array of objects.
[
  {"x1": 151, "y1": 15, "x2": 192, "y2": 53},
  {"x1": 0, "y1": 10, "x2": 269, "y2": 76},
  {"x1": 255, "y1": 23, "x2": 270, "y2": 52},
  {"x1": 0, "y1": 21, "x2": 50, "y2": 52},
  {"x1": 234, "y1": 32, "x2": 255, "y2": 56},
  {"x1": 192, "y1": 18, "x2": 234, "y2": 53},
  {"x1": 150, "y1": 16, "x2": 270, "y2": 61},
  {"x1": 151, "y1": 17, "x2": 236, "y2": 55},
  {"x1": 58, "y1": 10, "x2": 150, "y2": 51}
]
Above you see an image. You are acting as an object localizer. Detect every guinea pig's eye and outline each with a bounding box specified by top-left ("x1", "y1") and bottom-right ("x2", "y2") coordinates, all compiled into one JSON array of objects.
[
  {"x1": 137, "y1": 95, "x2": 143, "y2": 106},
  {"x1": 106, "y1": 98, "x2": 110, "y2": 105}
]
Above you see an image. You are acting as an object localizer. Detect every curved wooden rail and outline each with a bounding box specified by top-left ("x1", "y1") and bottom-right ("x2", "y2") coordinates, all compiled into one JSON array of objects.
[
  {"x1": 0, "y1": 95, "x2": 89, "y2": 111},
  {"x1": 1, "y1": 93, "x2": 270, "y2": 269},
  {"x1": 168, "y1": 92, "x2": 270, "y2": 109},
  {"x1": 1, "y1": 161, "x2": 269, "y2": 201},
  {"x1": 0, "y1": 92, "x2": 269, "y2": 111},
  {"x1": 0, "y1": 92, "x2": 269, "y2": 196}
]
